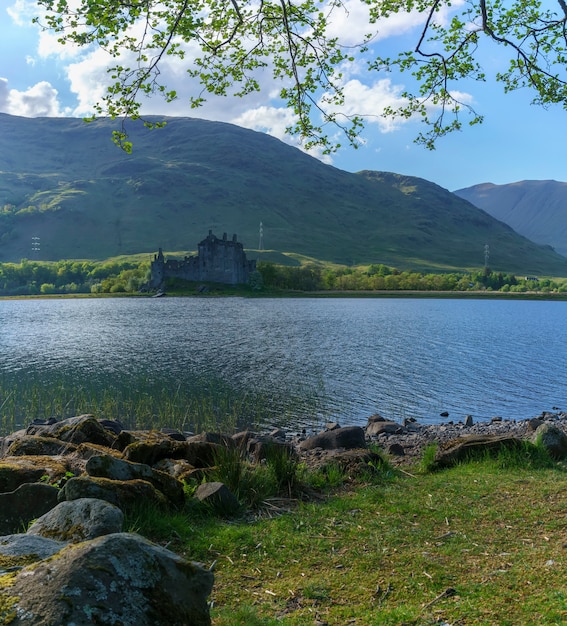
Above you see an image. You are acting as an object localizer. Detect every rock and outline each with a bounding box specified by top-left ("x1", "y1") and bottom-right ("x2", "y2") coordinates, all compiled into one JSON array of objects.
[
  {"x1": 0, "y1": 483, "x2": 59, "y2": 534},
  {"x1": 5, "y1": 532, "x2": 213, "y2": 626},
  {"x1": 269, "y1": 428, "x2": 287, "y2": 440},
  {"x1": 26, "y1": 414, "x2": 116, "y2": 447},
  {"x1": 27, "y1": 498, "x2": 124, "y2": 543},
  {"x1": 366, "y1": 421, "x2": 403, "y2": 436},
  {"x1": 440, "y1": 411, "x2": 450, "y2": 418},
  {"x1": 366, "y1": 414, "x2": 387, "y2": 426},
  {"x1": 86, "y1": 454, "x2": 185, "y2": 506},
  {"x1": 122, "y1": 437, "x2": 193, "y2": 465},
  {"x1": 187, "y1": 432, "x2": 234, "y2": 447},
  {"x1": 464, "y1": 415, "x2": 474, "y2": 427},
  {"x1": 0, "y1": 534, "x2": 67, "y2": 562},
  {"x1": 387, "y1": 443, "x2": 405, "y2": 456},
  {"x1": 6, "y1": 435, "x2": 76, "y2": 457},
  {"x1": 433, "y1": 434, "x2": 524, "y2": 469},
  {"x1": 184, "y1": 441, "x2": 223, "y2": 467},
  {"x1": 160, "y1": 428, "x2": 187, "y2": 442},
  {"x1": 232, "y1": 430, "x2": 256, "y2": 453},
  {"x1": 0, "y1": 455, "x2": 69, "y2": 492},
  {"x1": 299, "y1": 426, "x2": 366, "y2": 451},
  {"x1": 58, "y1": 476, "x2": 168, "y2": 509},
  {"x1": 194, "y1": 482, "x2": 240, "y2": 516},
  {"x1": 153, "y1": 457, "x2": 196, "y2": 480},
  {"x1": 527, "y1": 418, "x2": 545, "y2": 432},
  {"x1": 98, "y1": 418, "x2": 124, "y2": 435},
  {"x1": 247, "y1": 437, "x2": 297, "y2": 463},
  {"x1": 324, "y1": 422, "x2": 341, "y2": 431},
  {"x1": 533, "y1": 423, "x2": 567, "y2": 459}
]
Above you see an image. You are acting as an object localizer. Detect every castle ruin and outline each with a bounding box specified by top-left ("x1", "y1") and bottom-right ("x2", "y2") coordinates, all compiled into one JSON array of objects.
[{"x1": 150, "y1": 231, "x2": 256, "y2": 289}]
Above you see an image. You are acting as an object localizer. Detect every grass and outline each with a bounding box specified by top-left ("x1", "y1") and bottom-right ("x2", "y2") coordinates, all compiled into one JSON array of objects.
[{"x1": 124, "y1": 446, "x2": 567, "y2": 625}]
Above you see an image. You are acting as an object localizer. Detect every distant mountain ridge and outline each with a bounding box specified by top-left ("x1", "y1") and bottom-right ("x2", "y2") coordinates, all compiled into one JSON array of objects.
[
  {"x1": 1, "y1": 112, "x2": 567, "y2": 274},
  {"x1": 454, "y1": 180, "x2": 567, "y2": 257}
]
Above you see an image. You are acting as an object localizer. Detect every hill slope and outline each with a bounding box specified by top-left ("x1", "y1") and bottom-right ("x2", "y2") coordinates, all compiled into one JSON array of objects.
[
  {"x1": 1, "y1": 113, "x2": 567, "y2": 274},
  {"x1": 454, "y1": 180, "x2": 567, "y2": 258}
]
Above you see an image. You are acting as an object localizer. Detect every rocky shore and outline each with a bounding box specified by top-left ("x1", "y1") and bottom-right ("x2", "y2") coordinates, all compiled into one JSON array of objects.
[{"x1": 0, "y1": 410, "x2": 566, "y2": 624}]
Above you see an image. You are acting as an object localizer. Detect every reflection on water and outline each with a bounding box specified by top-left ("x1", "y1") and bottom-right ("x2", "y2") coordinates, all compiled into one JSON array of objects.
[{"x1": 0, "y1": 296, "x2": 566, "y2": 432}]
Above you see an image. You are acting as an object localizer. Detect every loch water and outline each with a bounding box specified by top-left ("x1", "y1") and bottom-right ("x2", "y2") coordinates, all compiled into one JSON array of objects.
[{"x1": 0, "y1": 296, "x2": 565, "y2": 431}]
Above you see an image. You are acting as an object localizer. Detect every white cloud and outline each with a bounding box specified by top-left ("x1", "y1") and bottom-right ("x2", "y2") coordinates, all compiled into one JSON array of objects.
[
  {"x1": 318, "y1": 77, "x2": 409, "y2": 133},
  {"x1": 0, "y1": 77, "x2": 63, "y2": 116},
  {"x1": 6, "y1": 0, "x2": 34, "y2": 26}
]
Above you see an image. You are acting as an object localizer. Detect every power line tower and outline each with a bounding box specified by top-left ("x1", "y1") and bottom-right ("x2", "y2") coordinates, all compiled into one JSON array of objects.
[
  {"x1": 484, "y1": 243, "x2": 490, "y2": 268},
  {"x1": 31, "y1": 236, "x2": 40, "y2": 259},
  {"x1": 258, "y1": 222, "x2": 264, "y2": 250}
]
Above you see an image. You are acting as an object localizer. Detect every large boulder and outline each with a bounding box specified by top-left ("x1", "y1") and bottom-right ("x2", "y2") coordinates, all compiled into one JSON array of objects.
[
  {"x1": 86, "y1": 454, "x2": 185, "y2": 506},
  {"x1": 4, "y1": 532, "x2": 213, "y2": 626},
  {"x1": 533, "y1": 423, "x2": 567, "y2": 459},
  {"x1": 299, "y1": 426, "x2": 366, "y2": 451},
  {"x1": 0, "y1": 483, "x2": 59, "y2": 535},
  {"x1": 0, "y1": 456, "x2": 69, "y2": 493},
  {"x1": 27, "y1": 498, "x2": 124, "y2": 543},
  {"x1": 25, "y1": 415, "x2": 116, "y2": 447},
  {"x1": 6, "y1": 435, "x2": 76, "y2": 457},
  {"x1": 58, "y1": 476, "x2": 168, "y2": 509},
  {"x1": 194, "y1": 482, "x2": 239, "y2": 516},
  {"x1": 432, "y1": 434, "x2": 525, "y2": 469}
]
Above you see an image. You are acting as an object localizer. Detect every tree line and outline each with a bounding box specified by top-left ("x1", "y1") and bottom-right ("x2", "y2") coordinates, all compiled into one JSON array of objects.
[
  {"x1": 255, "y1": 262, "x2": 565, "y2": 294},
  {"x1": 0, "y1": 258, "x2": 564, "y2": 297},
  {"x1": 0, "y1": 259, "x2": 149, "y2": 296}
]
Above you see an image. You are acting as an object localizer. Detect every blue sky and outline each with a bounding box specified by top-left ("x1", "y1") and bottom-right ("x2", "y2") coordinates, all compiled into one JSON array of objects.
[{"x1": 1, "y1": 0, "x2": 566, "y2": 191}]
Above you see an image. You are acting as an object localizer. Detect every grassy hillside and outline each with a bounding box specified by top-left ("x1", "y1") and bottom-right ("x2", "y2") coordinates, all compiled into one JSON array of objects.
[
  {"x1": 454, "y1": 180, "x2": 567, "y2": 258},
  {"x1": 2, "y1": 113, "x2": 567, "y2": 274}
]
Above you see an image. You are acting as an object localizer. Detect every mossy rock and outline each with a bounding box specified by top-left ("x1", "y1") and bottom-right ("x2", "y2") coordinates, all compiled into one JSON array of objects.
[
  {"x1": 432, "y1": 434, "x2": 525, "y2": 469},
  {"x1": 4, "y1": 533, "x2": 213, "y2": 626},
  {"x1": 6, "y1": 437, "x2": 76, "y2": 458},
  {"x1": 0, "y1": 456, "x2": 69, "y2": 493},
  {"x1": 59, "y1": 476, "x2": 168, "y2": 510}
]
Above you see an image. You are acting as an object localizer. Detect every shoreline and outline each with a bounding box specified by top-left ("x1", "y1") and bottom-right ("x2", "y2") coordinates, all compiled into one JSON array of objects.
[{"x1": 297, "y1": 410, "x2": 567, "y2": 466}]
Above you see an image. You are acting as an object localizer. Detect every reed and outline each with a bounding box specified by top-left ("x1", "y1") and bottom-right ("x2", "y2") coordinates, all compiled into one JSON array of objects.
[{"x1": 0, "y1": 371, "x2": 292, "y2": 436}]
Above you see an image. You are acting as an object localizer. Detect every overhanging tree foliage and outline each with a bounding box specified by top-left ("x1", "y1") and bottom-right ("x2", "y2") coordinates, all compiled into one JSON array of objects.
[{"x1": 35, "y1": 0, "x2": 567, "y2": 151}]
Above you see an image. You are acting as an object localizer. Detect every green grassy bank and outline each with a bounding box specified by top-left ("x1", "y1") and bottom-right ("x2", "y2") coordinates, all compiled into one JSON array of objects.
[{"x1": 127, "y1": 449, "x2": 567, "y2": 625}]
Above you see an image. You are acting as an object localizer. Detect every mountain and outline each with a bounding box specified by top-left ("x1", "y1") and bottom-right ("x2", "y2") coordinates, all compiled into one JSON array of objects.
[
  {"x1": 454, "y1": 180, "x2": 567, "y2": 258},
  {"x1": 1, "y1": 112, "x2": 567, "y2": 274}
]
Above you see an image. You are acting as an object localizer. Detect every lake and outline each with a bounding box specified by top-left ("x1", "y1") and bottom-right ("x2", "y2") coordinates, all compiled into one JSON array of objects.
[{"x1": 0, "y1": 296, "x2": 565, "y2": 433}]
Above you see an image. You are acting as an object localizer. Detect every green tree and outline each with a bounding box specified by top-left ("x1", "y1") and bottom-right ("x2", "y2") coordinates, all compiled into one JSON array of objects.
[{"x1": 35, "y1": 0, "x2": 567, "y2": 152}]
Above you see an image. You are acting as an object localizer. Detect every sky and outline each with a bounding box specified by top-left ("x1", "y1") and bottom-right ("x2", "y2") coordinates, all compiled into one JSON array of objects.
[{"x1": 1, "y1": 0, "x2": 566, "y2": 192}]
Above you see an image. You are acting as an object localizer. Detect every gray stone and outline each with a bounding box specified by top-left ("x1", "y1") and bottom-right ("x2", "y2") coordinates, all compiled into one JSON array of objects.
[
  {"x1": 464, "y1": 415, "x2": 474, "y2": 427},
  {"x1": 299, "y1": 426, "x2": 366, "y2": 451},
  {"x1": 533, "y1": 423, "x2": 567, "y2": 459},
  {"x1": 0, "y1": 533, "x2": 67, "y2": 561},
  {"x1": 195, "y1": 482, "x2": 239, "y2": 515},
  {"x1": 387, "y1": 443, "x2": 405, "y2": 456},
  {"x1": 366, "y1": 421, "x2": 403, "y2": 436},
  {"x1": 86, "y1": 454, "x2": 185, "y2": 506},
  {"x1": 247, "y1": 437, "x2": 296, "y2": 463},
  {"x1": 0, "y1": 483, "x2": 59, "y2": 534},
  {"x1": 433, "y1": 434, "x2": 524, "y2": 469},
  {"x1": 6, "y1": 532, "x2": 213, "y2": 626},
  {"x1": 27, "y1": 498, "x2": 124, "y2": 543}
]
